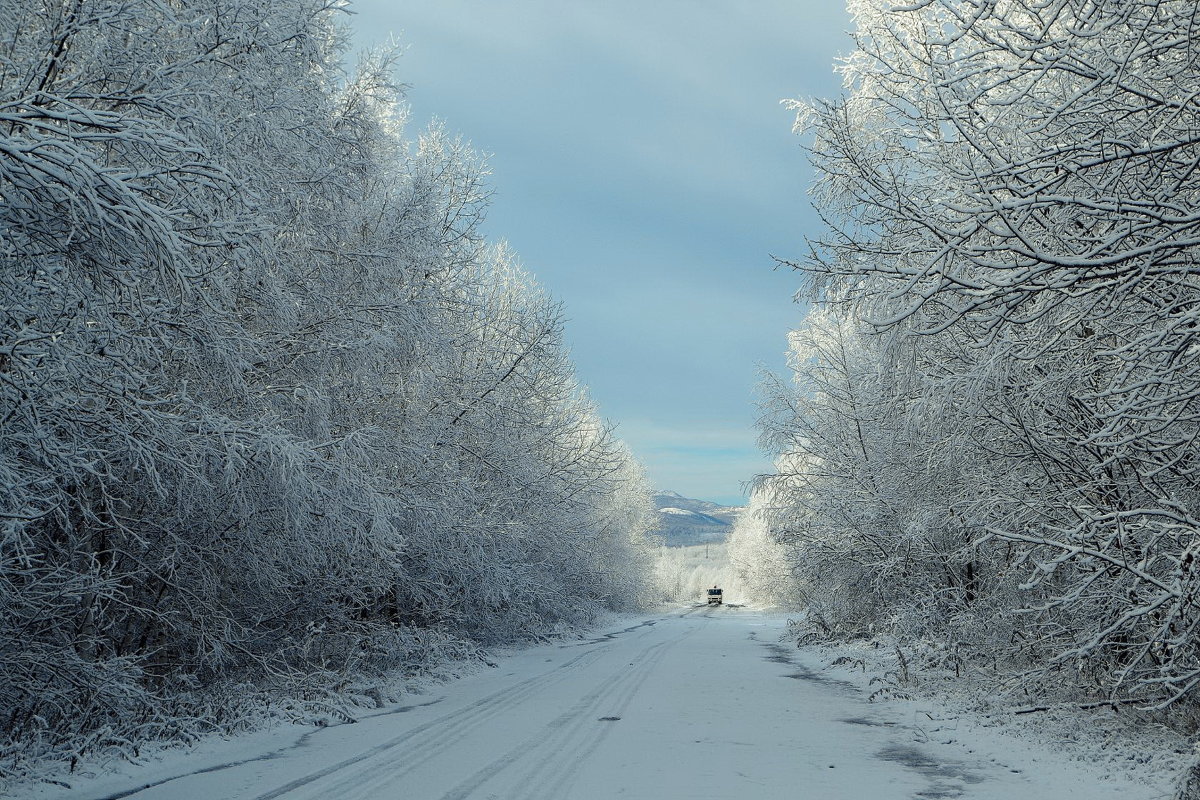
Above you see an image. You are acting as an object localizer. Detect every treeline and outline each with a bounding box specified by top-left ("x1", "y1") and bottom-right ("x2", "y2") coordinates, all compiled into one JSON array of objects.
[
  {"x1": 0, "y1": 0, "x2": 654, "y2": 775},
  {"x1": 734, "y1": 0, "x2": 1200, "y2": 710}
]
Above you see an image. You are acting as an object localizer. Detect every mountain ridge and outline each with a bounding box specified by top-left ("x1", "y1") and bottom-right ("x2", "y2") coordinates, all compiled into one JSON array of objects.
[{"x1": 651, "y1": 491, "x2": 743, "y2": 547}]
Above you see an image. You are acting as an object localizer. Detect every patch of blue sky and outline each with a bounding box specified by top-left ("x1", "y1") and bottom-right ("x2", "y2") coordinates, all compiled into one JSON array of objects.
[{"x1": 346, "y1": 0, "x2": 852, "y2": 504}]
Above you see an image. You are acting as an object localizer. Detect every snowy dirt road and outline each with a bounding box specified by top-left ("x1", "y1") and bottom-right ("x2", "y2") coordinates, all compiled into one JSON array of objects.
[{"x1": 42, "y1": 606, "x2": 1163, "y2": 800}]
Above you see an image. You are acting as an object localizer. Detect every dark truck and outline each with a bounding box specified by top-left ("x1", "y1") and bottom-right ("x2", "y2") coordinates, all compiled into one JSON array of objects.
[{"x1": 706, "y1": 586, "x2": 723, "y2": 605}]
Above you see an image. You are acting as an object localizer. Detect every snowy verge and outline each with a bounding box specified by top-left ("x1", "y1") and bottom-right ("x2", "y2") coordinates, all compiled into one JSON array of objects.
[
  {"x1": 17, "y1": 650, "x2": 486, "y2": 799},
  {"x1": 777, "y1": 619, "x2": 1194, "y2": 797},
  {"x1": 16, "y1": 617, "x2": 632, "y2": 798}
]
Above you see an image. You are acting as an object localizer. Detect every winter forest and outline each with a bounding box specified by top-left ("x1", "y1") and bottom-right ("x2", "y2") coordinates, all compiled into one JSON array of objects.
[
  {"x1": 6, "y1": 0, "x2": 1200, "y2": 793},
  {"x1": 1, "y1": 0, "x2": 657, "y2": 779},
  {"x1": 732, "y1": 0, "x2": 1200, "y2": 720}
]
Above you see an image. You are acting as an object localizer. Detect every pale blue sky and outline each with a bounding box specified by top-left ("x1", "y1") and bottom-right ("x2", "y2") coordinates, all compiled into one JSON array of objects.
[{"x1": 346, "y1": 2, "x2": 852, "y2": 506}]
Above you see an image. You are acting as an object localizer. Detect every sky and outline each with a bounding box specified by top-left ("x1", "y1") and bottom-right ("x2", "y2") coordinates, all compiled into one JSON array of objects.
[{"x1": 345, "y1": 1, "x2": 853, "y2": 506}]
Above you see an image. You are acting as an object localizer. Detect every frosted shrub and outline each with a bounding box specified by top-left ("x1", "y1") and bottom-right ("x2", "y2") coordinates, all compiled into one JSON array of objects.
[
  {"x1": 761, "y1": 0, "x2": 1200, "y2": 709},
  {"x1": 0, "y1": 0, "x2": 655, "y2": 781}
]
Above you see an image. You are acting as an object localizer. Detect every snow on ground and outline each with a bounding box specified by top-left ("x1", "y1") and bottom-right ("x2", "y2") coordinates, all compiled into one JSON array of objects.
[
  {"x1": 25, "y1": 607, "x2": 1185, "y2": 799},
  {"x1": 792, "y1": 631, "x2": 1192, "y2": 796}
]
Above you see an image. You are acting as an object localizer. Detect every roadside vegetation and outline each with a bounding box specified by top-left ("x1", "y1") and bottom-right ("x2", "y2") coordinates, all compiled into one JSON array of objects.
[
  {"x1": 0, "y1": 0, "x2": 655, "y2": 782},
  {"x1": 733, "y1": 0, "x2": 1200, "y2": 726}
]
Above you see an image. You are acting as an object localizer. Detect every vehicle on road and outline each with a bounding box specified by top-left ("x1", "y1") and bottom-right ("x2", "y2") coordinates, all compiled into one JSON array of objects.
[{"x1": 707, "y1": 586, "x2": 723, "y2": 605}]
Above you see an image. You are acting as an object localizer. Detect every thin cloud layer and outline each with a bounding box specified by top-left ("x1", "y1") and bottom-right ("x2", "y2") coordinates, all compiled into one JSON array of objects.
[{"x1": 348, "y1": 1, "x2": 852, "y2": 504}]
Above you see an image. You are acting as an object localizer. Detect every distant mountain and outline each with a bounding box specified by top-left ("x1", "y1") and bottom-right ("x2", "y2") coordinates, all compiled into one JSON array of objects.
[{"x1": 651, "y1": 491, "x2": 743, "y2": 547}]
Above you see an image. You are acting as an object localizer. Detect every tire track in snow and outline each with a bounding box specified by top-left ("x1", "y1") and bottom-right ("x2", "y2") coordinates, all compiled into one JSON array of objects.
[
  {"x1": 84, "y1": 699, "x2": 448, "y2": 800},
  {"x1": 251, "y1": 646, "x2": 609, "y2": 800},
  {"x1": 435, "y1": 614, "x2": 694, "y2": 800},
  {"x1": 253, "y1": 612, "x2": 681, "y2": 799},
  {"x1": 518, "y1": 633, "x2": 679, "y2": 800}
]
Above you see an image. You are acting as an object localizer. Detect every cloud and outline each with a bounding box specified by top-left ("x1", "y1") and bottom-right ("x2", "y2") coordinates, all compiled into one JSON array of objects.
[
  {"x1": 612, "y1": 418, "x2": 770, "y2": 504},
  {"x1": 346, "y1": 0, "x2": 850, "y2": 503}
]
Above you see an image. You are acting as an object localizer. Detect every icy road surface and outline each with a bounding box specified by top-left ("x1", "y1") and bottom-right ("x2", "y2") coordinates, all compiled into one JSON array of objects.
[{"x1": 46, "y1": 606, "x2": 1158, "y2": 800}]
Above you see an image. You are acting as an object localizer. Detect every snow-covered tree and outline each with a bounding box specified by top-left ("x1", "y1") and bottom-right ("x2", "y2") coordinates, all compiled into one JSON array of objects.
[
  {"x1": 0, "y1": 0, "x2": 655, "y2": 778},
  {"x1": 760, "y1": 0, "x2": 1200, "y2": 708}
]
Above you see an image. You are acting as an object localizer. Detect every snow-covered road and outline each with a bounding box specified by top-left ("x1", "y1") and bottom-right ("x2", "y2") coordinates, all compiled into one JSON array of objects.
[{"x1": 45, "y1": 606, "x2": 1162, "y2": 800}]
